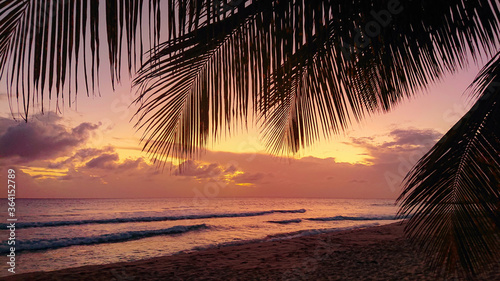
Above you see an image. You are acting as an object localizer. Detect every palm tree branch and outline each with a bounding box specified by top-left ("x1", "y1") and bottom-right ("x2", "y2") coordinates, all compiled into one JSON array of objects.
[
  {"x1": 132, "y1": 1, "x2": 275, "y2": 162},
  {"x1": 0, "y1": 0, "x2": 162, "y2": 120},
  {"x1": 258, "y1": 0, "x2": 500, "y2": 155},
  {"x1": 397, "y1": 52, "x2": 500, "y2": 275}
]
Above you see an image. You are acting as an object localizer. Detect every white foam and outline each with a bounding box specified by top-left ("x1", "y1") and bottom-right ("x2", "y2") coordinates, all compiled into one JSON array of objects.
[
  {"x1": 0, "y1": 224, "x2": 208, "y2": 253},
  {"x1": 2, "y1": 209, "x2": 307, "y2": 229},
  {"x1": 306, "y1": 215, "x2": 397, "y2": 221}
]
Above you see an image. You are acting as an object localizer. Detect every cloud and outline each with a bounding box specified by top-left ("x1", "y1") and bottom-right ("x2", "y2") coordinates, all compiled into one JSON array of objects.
[
  {"x1": 58, "y1": 174, "x2": 74, "y2": 181},
  {"x1": 173, "y1": 159, "x2": 267, "y2": 186},
  {"x1": 85, "y1": 152, "x2": 146, "y2": 171},
  {"x1": 349, "y1": 179, "x2": 368, "y2": 183},
  {"x1": 382, "y1": 128, "x2": 442, "y2": 148},
  {"x1": 86, "y1": 153, "x2": 120, "y2": 168},
  {"x1": 224, "y1": 165, "x2": 238, "y2": 173},
  {"x1": 5, "y1": 122, "x2": 446, "y2": 199},
  {"x1": 48, "y1": 147, "x2": 115, "y2": 169},
  {"x1": 233, "y1": 172, "x2": 266, "y2": 184},
  {"x1": 351, "y1": 128, "x2": 441, "y2": 149},
  {"x1": 174, "y1": 160, "x2": 224, "y2": 178},
  {"x1": 349, "y1": 128, "x2": 442, "y2": 164},
  {"x1": 116, "y1": 158, "x2": 144, "y2": 170},
  {"x1": 72, "y1": 122, "x2": 101, "y2": 138},
  {"x1": 0, "y1": 117, "x2": 17, "y2": 135},
  {"x1": 0, "y1": 114, "x2": 100, "y2": 163},
  {"x1": 344, "y1": 127, "x2": 444, "y2": 193}
]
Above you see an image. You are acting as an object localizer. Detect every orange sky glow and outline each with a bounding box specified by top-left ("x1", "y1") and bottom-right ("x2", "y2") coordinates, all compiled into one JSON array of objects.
[
  {"x1": 0, "y1": 61, "x2": 482, "y2": 199},
  {"x1": 0, "y1": 21, "x2": 488, "y2": 199}
]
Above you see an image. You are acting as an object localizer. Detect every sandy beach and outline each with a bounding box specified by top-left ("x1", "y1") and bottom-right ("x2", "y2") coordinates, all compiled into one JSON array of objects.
[{"x1": 2, "y1": 222, "x2": 498, "y2": 281}]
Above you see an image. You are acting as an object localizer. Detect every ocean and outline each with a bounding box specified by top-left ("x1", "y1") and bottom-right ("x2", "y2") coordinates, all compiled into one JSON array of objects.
[{"x1": 0, "y1": 198, "x2": 399, "y2": 276}]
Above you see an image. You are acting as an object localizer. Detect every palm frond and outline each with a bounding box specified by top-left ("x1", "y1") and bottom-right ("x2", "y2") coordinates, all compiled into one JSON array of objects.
[
  {"x1": 397, "y1": 52, "x2": 500, "y2": 276},
  {"x1": 133, "y1": 1, "x2": 267, "y2": 162},
  {"x1": 0, "y1": 0, "x2": 161, "y2": 120},
  {"x1": 134, "y1": 0, "x2": 500, "y2": 159}
]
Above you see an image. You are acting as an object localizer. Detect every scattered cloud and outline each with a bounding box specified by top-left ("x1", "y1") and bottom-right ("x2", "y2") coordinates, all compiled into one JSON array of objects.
[
  {"x1": 116, "y1": 158, "x2": 144, "y2": 170},
  {"x1": 174, "y1": 160, "x2": 224, "y2": 178},
  {"x1": 349, "y1": 179, "x2": 368, "y2": 183},
  {"x1": 58, "y1": 174, "x2": 74, "y2": 181},
  {"x1": 224, "y1": 165, "x2": 238, "y2": 174},
  {"x1": 350, "y1": 128, "x2": 442, "y2": 165},
  {"x1": 0, "y1": 114, "x2": 100, "y2": 163},
  {"x1": 84, "y1": 152, "x2": 147, "y2": 171},
  {"x1": 48, "y1": 147, "x2": 115, "y2": 169},
  {"x1": 0, "y1": 117, "x2": 17, "y2": 135},
  {"x1": 233, "y1": 172, "x2": 266, "y2": 184},
  {"x1": 173, "y1": 159, "x2": 268, "y2": 187},
  {"x1": 86, "y1": 153, "x2": 120, "y2": 169},
  {"x1": 382, "y1": 128, "x2": 442, "y2": 148},
  {"x1": 0, "y1": 120, "x2": 445, "y2": 199}
]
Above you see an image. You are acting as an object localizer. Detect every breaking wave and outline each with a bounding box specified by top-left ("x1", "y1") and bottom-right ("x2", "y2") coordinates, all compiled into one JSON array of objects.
[
  {"x1": 267, "y1": 219, "x2": 302, "y2": 224},
  {"x1": 306, "y1": 215, "x2": 396, "y2": 221},
  {"x1": 3, "y1": 209, "x2": 307, "y2": 229},
  {"x1": 0, "y1": 224, "x2": 208, "y2": 253}
]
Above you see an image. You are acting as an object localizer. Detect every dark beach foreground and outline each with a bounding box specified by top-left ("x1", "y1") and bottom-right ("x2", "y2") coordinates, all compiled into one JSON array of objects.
[{"x1": 3, "y1": 222, "x2": 498, "y2": 281}]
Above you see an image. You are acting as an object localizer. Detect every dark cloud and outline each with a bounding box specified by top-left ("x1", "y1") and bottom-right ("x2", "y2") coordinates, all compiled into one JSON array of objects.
[
  {"x1": 48, "y1": 147, "x2": 114, "y2": 169},
  {"x1": 382, "y1": 128, "x2": 442, "y2": 148},
  {"x1": 345, "y1": 127, "x2": 444, "y2": 193},
  {"x1": 224, "y1": 165, "x2": 238, "y2": 173},
  {"x1": 116, "y1": 158, "x2": 144, "y2": 170},
  {"x1": 349, "y1": 179, "x2": 368, "y2": 183},
  {"x1": 85, "y1": 152, "x2": 146, "y2": 171},
  {"x1": 350, "y1": 128, "x2": 442, "y2": 163},
  {"x1": 58, "y1": 174, "x2": 74, "y2": 181},
  {"x1": 350, "y1": 128, "x2": 441, "y2": 150},
  {"x1": 86, "y1": 153, "x2": 119, "y2": 169},
  {"x1": 0, "y1": 117, "x2": 17, "y2": 135},
  {"x1": 174, "y1": 160, "x2": 224, "y2": 178},
  {"x1": 72, "y1": 122, "x2": 101, "y2": 138},
  {"x1": 173, "y1": 158, "x2": 268, "y2": 186},
  {"x1": 0, "y1": 114, "x2": 100, "y2": 163},
  {"x1": 233, "y1": 172, "x2": 265, "y2": 184}
]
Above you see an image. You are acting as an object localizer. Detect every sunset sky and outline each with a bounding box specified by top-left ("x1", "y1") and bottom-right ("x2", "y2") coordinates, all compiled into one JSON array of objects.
[
  {"x1": 0, "y1": 34, "x2": 488, "y2": 200},
  {"x1": 0, "y1": 59, "x2": 483, "y2": 200}
]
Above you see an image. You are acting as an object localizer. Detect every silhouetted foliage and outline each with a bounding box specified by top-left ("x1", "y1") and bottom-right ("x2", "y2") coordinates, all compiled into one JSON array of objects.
[{"x1": 1, "y1": 0, "x2": 499, "y2": 277}]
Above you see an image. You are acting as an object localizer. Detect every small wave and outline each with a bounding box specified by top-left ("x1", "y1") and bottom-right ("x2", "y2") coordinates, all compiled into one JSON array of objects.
[
  {"x1": 265, "y1": 223, "x2": 381, "y2": 240},
  {"x1": 306, "y1": 215, "x2": 396, "y2": 221},
  {"x1": 40, "y1": 214, "x2": 80, "y2": 217},
  {"x1": 267, "y1": 219, "x2": 302, "y2": 224},
  {"x1": 188, "y1": 223, "x2": 380, "y2": 253},
  {"x1": 1, "y1": 209, "x2": 306, "y2": 229},
  {"x1": 371, "y1": 203, "x2": 395, "y2": 206},
  {"x1": 0, "y1": 224, "x2": 208, "y2": 254}
]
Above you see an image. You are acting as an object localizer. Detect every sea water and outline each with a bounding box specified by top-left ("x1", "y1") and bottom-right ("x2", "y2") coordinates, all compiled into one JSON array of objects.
[{"x1": 0, "y1": 198, "x2": 398, "y2": 276}]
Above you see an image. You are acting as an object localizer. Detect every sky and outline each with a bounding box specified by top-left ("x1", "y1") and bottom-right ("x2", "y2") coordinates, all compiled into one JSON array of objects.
[
  {"x1": 0, "y1": 6, "x2": 491, "y2": 200},
  {"x1": 0, "y1": 60, "x2": 484, "y2": 200}
]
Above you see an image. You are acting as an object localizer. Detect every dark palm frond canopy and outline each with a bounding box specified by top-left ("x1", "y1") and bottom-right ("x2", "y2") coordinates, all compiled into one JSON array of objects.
[
  {"x1": 1, "y1": 0, "x2": 500, "y2": 277},
  {"x1": 0, "y1": 0, "x2": 162, "y2": 119},
  {"x1": 2, "y1": 0, "x2": 500, "y2": 157},
  {"x1": 132, "y1": 0, "x2": 500, "y2": 161},
  {"x1": 397, "y1": 52, "x2": 500, "y2": 276}
]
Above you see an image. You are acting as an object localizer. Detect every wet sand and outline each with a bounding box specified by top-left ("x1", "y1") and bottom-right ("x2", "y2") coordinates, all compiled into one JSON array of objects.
[{"x1": 3, "y1": 222, "x2": 498, "y2": 280}]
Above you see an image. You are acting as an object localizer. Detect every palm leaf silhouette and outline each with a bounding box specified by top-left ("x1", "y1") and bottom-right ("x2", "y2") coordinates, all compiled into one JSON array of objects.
[
  {"x1": 1, "y1": 0, "x2": 500, "y2": 277},
  {"x1": 0, "y1": 0, "x2": 162, "y2": 120},
  {"x1": 397, "y1": 52, "x2": 500, "y2": 276},
  {"x1": 133, "y1": 0, "x2": 500, "y2": 160}
]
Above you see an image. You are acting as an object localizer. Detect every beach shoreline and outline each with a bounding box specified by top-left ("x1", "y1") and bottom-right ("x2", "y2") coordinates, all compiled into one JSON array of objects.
[{"x1": 3, "y1": 222, "x2": 498, "y2": 280}]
